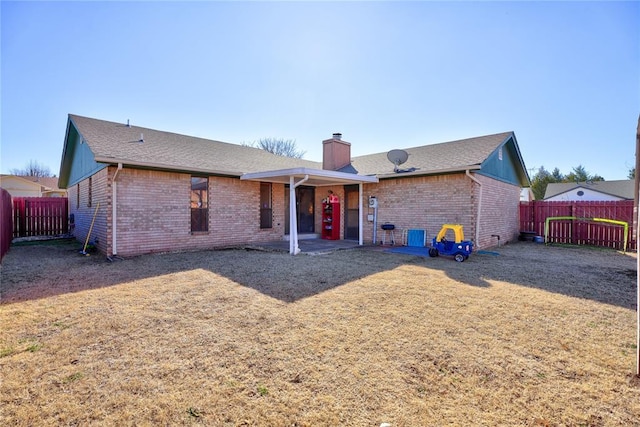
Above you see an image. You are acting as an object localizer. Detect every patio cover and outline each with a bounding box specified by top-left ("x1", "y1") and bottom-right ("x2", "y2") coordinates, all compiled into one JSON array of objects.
[{"x1": 241, "y1": 168, "x2": 379, "y2": 255}]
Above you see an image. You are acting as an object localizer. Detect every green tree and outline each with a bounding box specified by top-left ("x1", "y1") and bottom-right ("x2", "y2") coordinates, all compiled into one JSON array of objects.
[
  {"x1": 530, "y1": 165, "x2": 606, "y2": 200},
  {"x1": 530, "y1": 166, "x2": 556, "y2": 200},
  {"x1": 564, "y1": 165, "x2": 604, "y2": 183},
  {"x1": 550, "y1": 167, "x2": 564, "y2": 182},
  {"x1": 629, "y1": 167, "x2": 635, "y2": 179}
]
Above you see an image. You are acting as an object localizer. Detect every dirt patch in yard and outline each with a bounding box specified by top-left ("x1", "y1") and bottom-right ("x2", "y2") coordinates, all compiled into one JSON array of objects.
[{"x1": 0, "y1": 240, "x2": 638, "y2": 426}]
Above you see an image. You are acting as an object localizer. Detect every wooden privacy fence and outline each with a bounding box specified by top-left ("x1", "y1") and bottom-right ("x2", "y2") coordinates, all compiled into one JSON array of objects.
[
  {"x1": 12, "y1": 197, "x2": 69, "y2": 238},
  {"x1": 1, "y1": 189, "x2": 12, "y2": 260},
  {"x1": 519, "y1": 200, "x2": 636, "y2": 251}
]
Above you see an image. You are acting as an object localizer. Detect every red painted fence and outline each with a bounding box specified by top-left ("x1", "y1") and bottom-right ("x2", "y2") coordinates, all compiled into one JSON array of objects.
[
  {"x1": 520, "y1": 200, "x2": 636, "y2": 251},
  {"x1": 12, "y1": 197, "x2": 69, "y2": 238},
  {"x1": 1, "y1": 189, "x2": 12, "y2": 260}
]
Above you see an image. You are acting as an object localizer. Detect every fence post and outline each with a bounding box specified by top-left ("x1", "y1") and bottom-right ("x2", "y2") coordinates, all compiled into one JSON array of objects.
[{"x1": 1, "y1": 189, "x2": 12, "y2": 260}]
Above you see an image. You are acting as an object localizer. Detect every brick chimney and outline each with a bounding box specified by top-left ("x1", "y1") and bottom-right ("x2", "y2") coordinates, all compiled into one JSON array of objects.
[{"x1": 323, "y1": 133, "x2": 351, "y2": 171}]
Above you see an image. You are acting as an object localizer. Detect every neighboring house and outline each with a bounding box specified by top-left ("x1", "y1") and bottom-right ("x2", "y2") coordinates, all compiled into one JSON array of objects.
[
  {"x1": 543, "y1": 180, "x2": 634, "y2": 201},
  {"x1": 0, "y1": 175, "x2": 67, "y2": 198},
  {"x1": 58, "y1": 114, "x2": 530, "y2": 257},
  {"x1": 520, "y1": 187, "x2": 534, "y2": 202}
]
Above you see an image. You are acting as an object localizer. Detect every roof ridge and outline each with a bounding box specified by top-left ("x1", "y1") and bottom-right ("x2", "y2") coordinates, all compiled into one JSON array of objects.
[
  {"x1": 352, "y1": 131, "x2": 513, "y2": 159},
  {"x1": 69, "y1": 113, "x2": 240, "y2": 147}
]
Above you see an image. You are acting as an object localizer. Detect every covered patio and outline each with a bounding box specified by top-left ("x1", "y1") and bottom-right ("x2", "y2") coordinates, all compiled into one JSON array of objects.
[{"x1": 241, "y1": 167, "x2": 379, "y2": 255}]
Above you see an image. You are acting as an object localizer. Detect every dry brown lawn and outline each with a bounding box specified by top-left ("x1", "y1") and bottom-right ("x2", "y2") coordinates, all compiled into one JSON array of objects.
[{"x1": 1, "y1": 239, "x2": 638, "y2": 426}]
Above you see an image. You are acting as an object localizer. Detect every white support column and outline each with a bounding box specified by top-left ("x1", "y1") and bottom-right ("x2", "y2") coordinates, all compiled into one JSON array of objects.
[
  {"x1": 358, "y1": 182, "x2": 363, "y2": 245},
  {"x1": 289, "y1": 176, "x2": 297, "y2": 255},
  {"x1": 289, "y1": 175, "x2": 309, "y2": 255}
]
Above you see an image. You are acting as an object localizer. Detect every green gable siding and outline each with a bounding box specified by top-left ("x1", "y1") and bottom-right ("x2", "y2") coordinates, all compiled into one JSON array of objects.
[
  {"x1": 59, "y1": 122, "x2": 107, "y2": 188},
  {"x1": 477, "y1": 137, "x2": 527, "y2": 186}
]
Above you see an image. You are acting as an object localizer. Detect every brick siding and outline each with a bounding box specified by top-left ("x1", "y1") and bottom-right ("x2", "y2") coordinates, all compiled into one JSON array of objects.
[
  {"x1": 70, "y1": 167, "x2": 285, "y2": 257},
  {"x1": 69, "y1": 168, "x2": 520, "y2": 256},
  {"x1": 473, "y1": 173, "x2": 521, "y2": 248},
  {"x1": 67, "y1": 168, "x2": 109, "y2": 253},
  {"x1": 361, "y1": 173, "x2": 520, "y2": 248}
]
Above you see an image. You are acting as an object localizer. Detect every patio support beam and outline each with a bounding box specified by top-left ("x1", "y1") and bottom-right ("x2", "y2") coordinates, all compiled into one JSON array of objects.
[{"x1": 289, "y1": 174, "x2": 309, "y2": 255}]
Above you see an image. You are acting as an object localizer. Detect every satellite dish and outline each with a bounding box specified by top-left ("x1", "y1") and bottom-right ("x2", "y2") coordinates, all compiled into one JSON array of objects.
[{"x1": 387, "y1": 149, "x2": 409, "y2": 172}]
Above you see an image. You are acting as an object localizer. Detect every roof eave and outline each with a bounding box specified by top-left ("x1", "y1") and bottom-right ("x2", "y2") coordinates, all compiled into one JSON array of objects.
[
  {"x1": 58, "y1": 117, "x2": 76, "y2": 189},
  {"x1": 241, "y1": 167, "x2": 379, "y2": 186},
  {"x1": 93, "y1": 156, "x2": 245, "y2": 177},
  {"x1": 376, "y1": 165, "x2": 481, "y2": 180}
]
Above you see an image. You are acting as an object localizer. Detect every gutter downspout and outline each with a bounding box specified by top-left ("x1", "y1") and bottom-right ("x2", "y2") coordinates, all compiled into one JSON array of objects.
[
  {"x1": 289, "y1": 174, "x2": 309, "y2": 255},
  {"x1": 466, "y1": 169, "x2": 482, "y2": 249},
  {"x1": 111, "y1": 163, "x2": 123, "y2": 258}
]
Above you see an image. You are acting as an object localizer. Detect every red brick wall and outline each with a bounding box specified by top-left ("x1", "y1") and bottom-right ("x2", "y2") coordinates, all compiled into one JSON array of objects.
[
  {"x1": 473, "y1": 173, "x2": 521, "y2": 248},
  {"x1": 70, "y1": 167, "x2": 286, "y2": 257},
  {"x1": 68, "y1": 167, "x2": 110, "y2": 253},
  {"x1": 68, "y1": 167, "x2": 520, "y2": 255},
  {"x1": 112, "y1": 168, "x2": 189, "y2": 256},
  {"x1": 361, "y1": 174, "x2": 474, "y2": 245},
  {"x1": 360, "y1": 172, "x2": 520, "y2": 249}
]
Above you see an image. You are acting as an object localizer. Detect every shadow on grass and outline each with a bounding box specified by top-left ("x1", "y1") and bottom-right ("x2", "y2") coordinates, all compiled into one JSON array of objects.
[
  {"x1": 438, "y1": 243, "x2": 637, "y2": 309},
  {"x1": 1, "y1": 239, "x2": 415, "y2": 305},
  {"x1": 0, "y1": 239, "x2": 636, "y2": 309}
]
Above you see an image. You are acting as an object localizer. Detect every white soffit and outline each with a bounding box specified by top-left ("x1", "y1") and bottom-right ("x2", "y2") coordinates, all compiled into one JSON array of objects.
[{"x1": 240, "y1": 167, "x2": 379, "y2": 186}]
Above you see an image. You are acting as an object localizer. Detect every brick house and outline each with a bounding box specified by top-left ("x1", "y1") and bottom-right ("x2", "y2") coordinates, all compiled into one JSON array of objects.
[{"x1": 59, "y1": 114, "x2": 529, "y2": 257}]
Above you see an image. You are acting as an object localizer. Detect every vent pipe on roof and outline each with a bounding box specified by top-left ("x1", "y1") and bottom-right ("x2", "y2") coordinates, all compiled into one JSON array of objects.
[
  {"x1": 332, "y1": 133, "x2": 342, "y2": 140},
  {"x1": 127, "y1": 119, "x2": 131, "y2": 128},
  {"x1": 139, "y1": 133, "x2": 144, "y2": 143}
]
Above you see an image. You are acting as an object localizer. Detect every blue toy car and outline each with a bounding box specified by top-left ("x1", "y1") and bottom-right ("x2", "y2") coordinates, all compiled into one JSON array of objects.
[{"x1": 428, "y1": 224, "x2": 473, "y2": 262}]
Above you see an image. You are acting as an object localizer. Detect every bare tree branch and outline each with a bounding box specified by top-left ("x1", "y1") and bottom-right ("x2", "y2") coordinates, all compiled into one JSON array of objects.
[
  {"x1": 9, "y1": 160, "x2": 52, "y2": 177},
  {"x1": 244, "y1": 138, "x2": 306, "y2": 159}
]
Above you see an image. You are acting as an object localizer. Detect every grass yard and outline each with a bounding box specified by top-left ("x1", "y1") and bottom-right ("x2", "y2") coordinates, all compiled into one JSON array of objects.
[{"x1": 1, "y1": 240, "x2": 638, "y2": 426}]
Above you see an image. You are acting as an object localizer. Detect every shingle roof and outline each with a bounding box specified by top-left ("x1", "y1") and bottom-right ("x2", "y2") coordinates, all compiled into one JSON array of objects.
[
  {"x1": 350, "y1": 132, "x2": 515, "y2": 176},
  {"x1": 66, "y1": 115, "x2": 520, "y2": 183},
  {"x1": 1, "y1": 175, "x2": 61, "y2": 191},
  {"x1": 544, "y1": 180, "x2": 634, "y2": 200},
  {"x1": 68, "y1": 114, "x2": 321, "y2": 175},
  {"x1": 19, "y1": 176, "x2": 62, "y2": 190}
]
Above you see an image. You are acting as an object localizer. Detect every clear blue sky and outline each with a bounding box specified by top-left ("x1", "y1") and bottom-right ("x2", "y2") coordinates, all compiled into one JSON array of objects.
[{"x1": 2, "y1": 1, "x2": 639, "y2": 181}]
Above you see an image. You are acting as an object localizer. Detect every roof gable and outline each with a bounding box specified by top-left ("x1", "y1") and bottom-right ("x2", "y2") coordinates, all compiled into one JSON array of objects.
[
  {"x1": 350, "y1": 132, "x2": 529, "y2": 186},
  {"x1": 59, "y1": 119, "x2": 107, "y2": 188},
  {"x1": 59, "y1": 114, "x2": 321, "y2": 188},
  {"x1": 477, "y1": 134, "x2": 529, "y2": 186},
  {"x1": 544, "y1": 180, "x2": 634, "y2": 200}
]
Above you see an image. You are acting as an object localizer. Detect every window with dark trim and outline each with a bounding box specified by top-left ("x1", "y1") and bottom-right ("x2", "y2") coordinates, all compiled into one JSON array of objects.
[
  {"x1": 260, "y1": 182, "x2": 272, "y2": 229},
  {"x1": 87, "y1": 177, "x2": 92, "y2": 207},
  {"x1": 191, "y1": 176, "x2": 209, "y2": 232}
]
